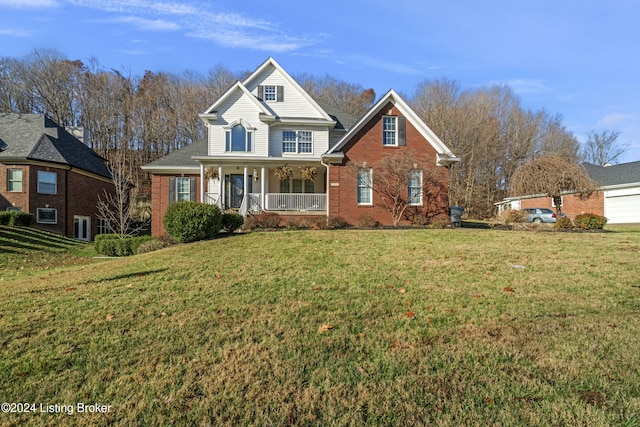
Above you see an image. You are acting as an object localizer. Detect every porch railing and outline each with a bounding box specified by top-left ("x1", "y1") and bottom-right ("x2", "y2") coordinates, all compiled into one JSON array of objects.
[
  {"x1": 266, "y1": 193, "x2": 326, "y2": 212},
  {"x1": 204, "y1": 193, "x2": 220, "y2": 208},
  {"x1": 239, "y1": 193, "x2": 263, "y2": 217}
]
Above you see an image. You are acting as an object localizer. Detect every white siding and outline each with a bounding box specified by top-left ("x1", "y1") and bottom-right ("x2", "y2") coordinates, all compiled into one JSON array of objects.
[
  {"x1": 268, "y1": 126, "x2": 330, "y2": 157},
  {"x1": 208, "y1": 89, "x2": 270, "y2": 157},
  {"x1": 245, "y1": 66, "x2": 326, "y2": 119}
]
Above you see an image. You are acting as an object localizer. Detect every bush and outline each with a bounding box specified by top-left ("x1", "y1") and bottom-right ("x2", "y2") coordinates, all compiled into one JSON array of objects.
[
  {"x1": 429, "y1": 219, "x2": 450, "y2": 229},
  {"x1": 356, "y1": 213, "x2": 379, "y2": 229},
  {"x1": 136, "y1": 238, "x2": 166, "y2": 254},
  {"x1": 316, "y1": 216, "x2": 350, "y2": 230},
  {"x1": 0, "y1": 211, "x2": 33, "y2": 226},
  {"x1": 221, "y1": 212, "x2": 244, "y2": 233},
  {"x1": 573, "y1": 213, "x2": 608, "y2": 230},
  {"x1": 243, "y1": 212, "x2": 281, "y2": 231},
  {"x1": 0, "y1": 211, "x2": 11, "y2": 225},
  {"x1": 501, "y1": 209, "x2": 527, "y2": 224},
  {"x1": 554, "y1": 216, "x2": 573, "y2": 229},
  {"x1": 163, "y1": 201, "x2": 222, "y2": 243},
  {"x1": 95, "y1": 234, "x2": 155, "y2": 256}
]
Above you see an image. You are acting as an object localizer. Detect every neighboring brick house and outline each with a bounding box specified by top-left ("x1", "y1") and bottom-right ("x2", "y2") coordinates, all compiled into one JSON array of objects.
[
  {"x1": 0, "y1": 114, "x2": 114, "y2": 240},
  {"x1": 496, "y1": 161, "x2": 640, "y2": 224},
  {"x1": 142, "y1": 58, "x2": 459, "y2": 235}
]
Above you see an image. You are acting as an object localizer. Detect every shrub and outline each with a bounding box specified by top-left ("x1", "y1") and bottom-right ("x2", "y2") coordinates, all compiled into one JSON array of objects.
[
  {"x1": 411, "y1": 214, "x2": 430, "y2": 227},
  {"x1": 356, "y1": 213, "x2": 379, "y2": 229},
  {"x1": 243, "y1": 212, "x2": 281, "y2": 231},
  {"x1": 163, "y1": 201, "x2": 222, "y2": 243},
  {"x1": 554, "y1": 216, "x2": 573, "y2": 229},
  {"x1": 319, "y1": 216, "x2": 350, "y2": 230},
  {"x1": 136, "y1": 238, "x2": 166, "y2": 254},
  {"x1": 501, "y1": 209, "x2": 527, "y2": 224},
  {"x1": 573, "y1": 213, "x2": 608, "y2": 230},
  {"x1": 0, "y1": 212, "x2": 11, "y2": 226},
  {"x1": 95, "y1": 234, "x2": 155, "y2": 256},
  {"x1": 429, "y1": 219, "x2": 450, "y2": 229},
  {"x1": 221, "y1": 212, "x2": 244, "y2": 233}
]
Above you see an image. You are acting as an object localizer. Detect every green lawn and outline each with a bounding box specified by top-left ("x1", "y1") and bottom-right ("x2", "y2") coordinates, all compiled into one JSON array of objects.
[{"x1": 1, "y1": 227, "x2": 640, "y2": 426}]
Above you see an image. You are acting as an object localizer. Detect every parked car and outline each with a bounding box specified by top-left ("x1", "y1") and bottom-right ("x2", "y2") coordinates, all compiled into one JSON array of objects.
[{"x1": 523, "y1": 208, "x2": 557, "y2": 223}]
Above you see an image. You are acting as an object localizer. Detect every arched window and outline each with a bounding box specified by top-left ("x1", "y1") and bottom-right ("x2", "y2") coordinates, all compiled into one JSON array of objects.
[{"x1": 225, "y1": 123, "x2": 253, "y2": 152}]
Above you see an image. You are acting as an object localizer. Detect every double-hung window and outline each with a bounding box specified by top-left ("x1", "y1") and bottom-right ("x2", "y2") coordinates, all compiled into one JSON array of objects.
[
  {"x1": 7, "y1": 169, "x2": 22, "y2": 192},
  {"x1": 408, "y1": 170, "x2": 422, "y2": 205},
  {"x1": 169, "y1": 177, "x2": 196, "y2": 203},
  {"x1": 258, "y1": 85, "x2": 283, "y2": 102},
  {"x1": 383, "y1": 116, "x2": 397, "y2": 146},
  {"x1": 264, "y1": 85, "x2": 276, "y2": 101},
  {"x1": 282, "y1": 130, "x2": 313, "y2": 154},
  {"x1": 357, "y1": 168, "x2": 372, "y2": 205},
  {"x1": 37, "y1": 171, "x2": 57, "y2": 194},
  {"x1": 225, "y1": 124, "x2": 253, "y2": 152}
]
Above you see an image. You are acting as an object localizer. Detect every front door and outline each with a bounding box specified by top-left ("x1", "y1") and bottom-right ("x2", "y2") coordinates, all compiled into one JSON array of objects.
[
  {"x1": 74, "y1": 216, "x2": 91, "y2": 241},
  {"x1": 227, "y1": 174, "x2": 252, "y2": 209}
]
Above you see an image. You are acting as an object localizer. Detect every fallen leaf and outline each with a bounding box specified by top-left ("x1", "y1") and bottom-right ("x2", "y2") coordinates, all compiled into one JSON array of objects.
[
  {"x1": 317, "y1": 323, "x2": 333, "y2": 334},
  {"x1": 405, "y1": 310, "x2": 415, "y2": 318},
  {"x1": 398, "y1": 288, "x2": 407, "y2": 294},
  {"x1": 106, "y1": 314, "x2": 114, "y2": 321},
  {"x1": 503, "y1": 287, "x2": 515, "y2": 293},
  {"x1": 65, "y1": 287, "x2": 76, "y2": 292}
]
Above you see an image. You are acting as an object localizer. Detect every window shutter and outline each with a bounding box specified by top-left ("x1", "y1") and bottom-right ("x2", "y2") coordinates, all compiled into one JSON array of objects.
[
  {"x1": 169, "y1": 177, "x2": 176, "y2": 204},
  {"x1": 277, "y1": 86, "x2": 284, "y2": 102},
  {"x1": 189, "y1": 178, "x2": 197, "y2": 201},
  {"x1": 257, "y1": 85, "x2": 264, "y2": 100},
  {"x1": 398, "y1": 117, "x2": 406, "y2": 146}
]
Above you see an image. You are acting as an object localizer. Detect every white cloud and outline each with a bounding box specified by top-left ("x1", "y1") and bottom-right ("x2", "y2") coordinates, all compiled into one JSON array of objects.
[
  {"x1": 485, "y1": 79, "x2": 550, "y2": 95},
  {"x1": 347, "y1": 55, "x2": 421, "y2": 75},
  {"x1": 111, "y1": 16, "x2": 179, "y2": 31},
  {"x1": 0, "y1": 28, "x2": 33, "y2": 36},
  {"x1": 596, "y1": 112, "x2": 635, "y2": 128},
  {"x1": 0, "y1": 0, "x2": 58, "y2": 7}
]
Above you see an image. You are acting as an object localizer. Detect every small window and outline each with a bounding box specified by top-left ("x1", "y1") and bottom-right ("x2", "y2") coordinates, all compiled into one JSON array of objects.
[
  {"x1": 37, "y1": 208, "x2": 57, "y2": 224},
  {"x1": 552, "y1": 197, "x2": 563, "y2": 207},
  {"x1": 176, "y1": 177, "x2": 192, "y2": 201},
  {"x1": 264, "y1": 85, "x2": 277, "y2": 101},
  {"x1": 408, "y1": 170, "x2": 422, "y2": 206},
  {"x1": 37, "y1": 171, "x2": 57, "y2": 194},
  {"x1": 357, "y1": 168, "x2": 372, "y2": 205},
  {"x1": 382, "y1": 116, "x2": 397, "y2": 146},
  {"x1": 7, "y1": 169, "x2": 22, "y2": 192}
]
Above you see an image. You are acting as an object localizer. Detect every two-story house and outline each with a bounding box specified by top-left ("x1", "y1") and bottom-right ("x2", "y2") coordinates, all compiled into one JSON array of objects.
[
  {"x1": 0, "y1": 113, "x2": 114, "y2": 240},
  {"x1": 142, "y1": 58, "x2": 459, "y2": 235}
]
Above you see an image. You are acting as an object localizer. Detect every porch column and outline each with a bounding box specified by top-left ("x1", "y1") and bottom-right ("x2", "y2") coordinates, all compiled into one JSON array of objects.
[
  {"x1": 243, "y1": 166, "x2": 248, "y2": 202},
  {"x1": 261, "y1": 166, "x2": 266, "y2": 210},
  {"x1": 218, "y1": 165, "x2": 223, "y2": 209},
  {"x1": 199, "y1": 163, "x2": 205, "y2": 203}
]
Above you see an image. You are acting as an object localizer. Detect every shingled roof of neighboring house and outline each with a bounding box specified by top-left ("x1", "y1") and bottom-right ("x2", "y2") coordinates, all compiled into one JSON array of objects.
[
  {"x1": 142, "y1": 138, "x2": 207, "y2": 169},
  {"x1": 583, "y1": 161, "x2": 640, "y2": 187},
  {"x1": 0, "y1": 113, "x2": 112, "y2": 179}
]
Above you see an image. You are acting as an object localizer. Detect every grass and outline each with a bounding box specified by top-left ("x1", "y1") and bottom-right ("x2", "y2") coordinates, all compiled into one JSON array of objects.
[{"x1": 1, "y1": 226, "x2": 640, "y2": 426}]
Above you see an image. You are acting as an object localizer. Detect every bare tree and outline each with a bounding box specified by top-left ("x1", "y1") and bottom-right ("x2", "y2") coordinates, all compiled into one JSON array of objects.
[
  {"x1": 297, "y1": 73, "x2": 375, "y2": 118},
  {"x1": 509, "y1": 156, "x2": 599, "y2": 215},
  {"x1": 582, "y1": 130, "x2": 627, "y2": 166},
  {"x1": 348, "y1": 152, "x2": 445, "y2": 226},
  {"x1": 96, "y1": 150, "x2": 148, "y2": 237}
]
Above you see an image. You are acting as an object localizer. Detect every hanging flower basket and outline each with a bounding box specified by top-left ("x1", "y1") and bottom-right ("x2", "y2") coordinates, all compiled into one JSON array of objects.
[
  {"x1": 299, "y1": 165, "x2": 317, "y2": 182},
  {"x1": 204, "y1": 167, "x2": 219, "y2": 180},
  {"x1": 274, "y1": 165, "x2": 294, "y2": 181}
]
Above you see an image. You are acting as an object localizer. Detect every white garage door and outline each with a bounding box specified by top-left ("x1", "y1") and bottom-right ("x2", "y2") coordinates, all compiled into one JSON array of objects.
[{"x1": 605, "y1": 194, "x2": 640, "y2": 224}]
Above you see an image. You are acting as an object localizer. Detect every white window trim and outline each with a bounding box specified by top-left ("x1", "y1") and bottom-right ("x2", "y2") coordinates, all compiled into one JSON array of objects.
[
  {"x1": 552, "y1": 196, "x2": 563, "y2": 207},
  {"x1": 264, "y1": 85, "x2": 277, "y2": 101},
  {"x1": 37, "y1": 208, "x2": 57, "y2": 224},
  {"x1": 176, "y1": 177, "x2": 192, "y2": 201},
  {"x1": 357, "y1": 168, "x2": 373, "y2": 205},
  {"x1": 408, "y1": 170, "x2": 423, "y2": 206},
  {"x1": 7, "y1": 169, "x2": 22, "y2": 192},
  {"x1": 224, "y1": 121, "x2": 254, "y2": 153},
  {"x1": 37, "y1": 171, "x2": 57, "y2": 195},
  {"x1": 382, "y1": 116, "x2": 398, "y2": 147},
  {"x1": 282, "y1": 130, "x2": 314, "y2": 154}
]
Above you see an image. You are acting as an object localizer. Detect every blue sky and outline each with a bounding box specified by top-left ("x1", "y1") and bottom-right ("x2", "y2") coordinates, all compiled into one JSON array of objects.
[{"x1": 1, "y1": 0, "x2": 639, "y2": 162}]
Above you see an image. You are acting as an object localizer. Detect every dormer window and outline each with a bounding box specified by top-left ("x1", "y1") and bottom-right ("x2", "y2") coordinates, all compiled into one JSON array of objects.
[
  {"x1": 258, "y1": 85, "x2": 283, "y2": 102},
  {"x1": 225, "y1": 122, "x2": 253, "y2": 152}
]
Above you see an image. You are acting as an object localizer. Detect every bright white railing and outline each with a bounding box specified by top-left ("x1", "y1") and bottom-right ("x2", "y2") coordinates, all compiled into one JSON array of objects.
[{"x1": 266, "y1": 193, "x2": 326, "y2": 211}]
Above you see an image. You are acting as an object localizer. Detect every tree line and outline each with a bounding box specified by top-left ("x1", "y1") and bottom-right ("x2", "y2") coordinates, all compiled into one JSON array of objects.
[{"x1": 0, "y1": 49, "x2": 622, "y2": 217}]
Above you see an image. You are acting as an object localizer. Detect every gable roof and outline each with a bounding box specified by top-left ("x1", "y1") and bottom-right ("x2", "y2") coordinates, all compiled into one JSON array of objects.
[
  {"x1": 325, "y1": 89, "x2": 459, "y2": 165},
  {"x1": 141, "y1": 138, "x2": 207, "y2": 171},
  {"x1": 0, "y1": 113, "x2": 111, "y2": 179},
  {"x1": 200, "y1": 80, "x2": 272, "y2": 120},
  {"x1": 583, "y1": 161, "x2": 640, "y2": 187}
]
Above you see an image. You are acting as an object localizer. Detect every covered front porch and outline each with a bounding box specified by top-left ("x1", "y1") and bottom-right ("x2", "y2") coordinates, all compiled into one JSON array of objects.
[{"x1": 197, "y1": 160, "x2": 328, "y2": 216}]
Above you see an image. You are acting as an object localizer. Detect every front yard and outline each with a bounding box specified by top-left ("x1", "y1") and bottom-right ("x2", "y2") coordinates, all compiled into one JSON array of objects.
[{"x1": 1, "y1": 227, "x2": 639, "y2": 425}]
